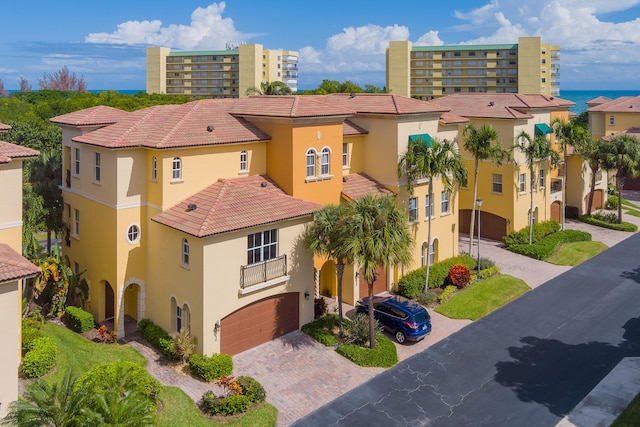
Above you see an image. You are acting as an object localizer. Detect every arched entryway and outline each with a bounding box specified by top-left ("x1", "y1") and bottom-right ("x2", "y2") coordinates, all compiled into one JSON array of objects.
[
  {"x1": 550, "y1": 201, "x2": 562, "y2": 222},
  {"x1": 319, "y1": 260, "x2": 337, "y2": 297},
  {"x1": 104, "y1": 281, "x2": 114, "y2": 320},
  {"x1": 117, "y1": 278, "x2": 145, "y2": 338}
]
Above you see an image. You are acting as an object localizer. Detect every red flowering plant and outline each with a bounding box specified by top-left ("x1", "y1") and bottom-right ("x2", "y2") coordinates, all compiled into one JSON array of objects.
[{"x1": 448, "y1": 264, "x2": 471, "y2": 288}]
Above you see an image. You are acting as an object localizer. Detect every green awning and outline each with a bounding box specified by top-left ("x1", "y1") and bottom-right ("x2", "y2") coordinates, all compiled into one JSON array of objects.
[
  {"x1": 534, "y1": 123, "x2": 553, "y2": 136},
  {"x1": 408, "y1": 133, "x2": 432, "y2": 147}
]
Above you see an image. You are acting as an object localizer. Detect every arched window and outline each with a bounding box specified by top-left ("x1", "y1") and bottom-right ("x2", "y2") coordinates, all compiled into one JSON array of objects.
[
  {"x1": 182, "y1": 238, "x2": 189, "y2": 266},
  {"x1": 172, "y1": 157, "x2": 182, "y2": 180},
  {"x1": 321, "y1": 147, "x2": 331, "y2": 175},
  {"x1": 306, "y1": 149, "x2": 316, "y2": 177},
  {"x1": 182, "y1": 303, "x2": 191, "y2": 332}
]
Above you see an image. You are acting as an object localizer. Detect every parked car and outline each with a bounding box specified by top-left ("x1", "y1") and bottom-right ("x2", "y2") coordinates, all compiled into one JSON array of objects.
[{"x1": 356, "y1": 295, "x2": 431, "y2": 344}]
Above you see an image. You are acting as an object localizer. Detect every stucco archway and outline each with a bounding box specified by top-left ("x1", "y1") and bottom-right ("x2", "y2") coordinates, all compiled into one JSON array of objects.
[{"x1": 116, "y1": 278, "x2": 146, "y2": 339}]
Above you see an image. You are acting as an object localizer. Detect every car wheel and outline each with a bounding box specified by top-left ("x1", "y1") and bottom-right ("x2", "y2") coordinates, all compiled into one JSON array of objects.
[{"x1": 395, "y1": 330, "x2": 406, "y2": 344}]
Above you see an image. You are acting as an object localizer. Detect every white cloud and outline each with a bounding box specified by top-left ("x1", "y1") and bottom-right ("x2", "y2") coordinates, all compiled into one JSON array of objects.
[{"x1": 414, "y1": 31, "x2": 444, "y2": 46}]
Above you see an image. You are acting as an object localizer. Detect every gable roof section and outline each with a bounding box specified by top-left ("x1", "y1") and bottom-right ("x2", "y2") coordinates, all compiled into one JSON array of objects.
[
  {"x1": 321, "y1": 93, "x2": 450, "y2": 115},
  {"x1": 587, "y1": 96, "x2": 640, "y2": 113},
  {"x1": 603, "y1": 127, "x2": 640, "y2": 141},
  {"x1": 0, "y1": 244, "x2": 40, "y2": 284},
  {"x1": 230, "y1": 95, "x2": 354, "y2": 118},
  {"x1": 586, "y1": 96, "x2": 612, "y2": 107},
  {"x1": 72, "y1": 100, "x2": 270, "y2": 149},
  {"x1": 439, "y1": 112, "x2": 469, "y2": 125},
  {"x1": 152, "y1": 175, "x2": 321, "y2": 237},
  {"x1": 343, "y1": 119, "x2": 368, "y2": 136},
  {"x1": 0, "y1": 141, "x2": 40, "y2": 164},
  {"x1": 50, "y1": 105, "x2": 129, "y2": 127},
  {"x1": 341, "y1": 173, "x2": 395, "y2": 201}
]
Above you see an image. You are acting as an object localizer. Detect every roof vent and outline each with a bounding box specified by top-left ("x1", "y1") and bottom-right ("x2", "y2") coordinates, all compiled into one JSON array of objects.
[
  {"x1": 349, "y1": 93, "x2": 356, "y2": 98},
  {"x1": 260, "y1": 182, "x2": 268, "y2": 188},
  {"x1": 187, "y1": 203, "x2": 197, "y2": 211},
  {"x1": 630, "y1": 105, "x2": 633, "y2": 108},
  {"x1": 488, "y1": 101, "x2": 494, "y2": 106},
  {"x1": 206, "y1": 125, "x2": 214, "y2": 132}
]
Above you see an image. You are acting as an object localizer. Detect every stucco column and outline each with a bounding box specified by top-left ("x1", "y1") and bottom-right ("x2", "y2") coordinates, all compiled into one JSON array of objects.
[{"x1": 314, "y1": 268, "x2": 320, "y2": 298}]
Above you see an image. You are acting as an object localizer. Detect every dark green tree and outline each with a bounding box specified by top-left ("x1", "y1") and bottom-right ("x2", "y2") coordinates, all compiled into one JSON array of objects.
[
  {"x1": 600, "y1": 134, "x2": 640, "y2": 223},
  {"x1": 245, "y1": 81, "x2": 292, "y2": 96}
]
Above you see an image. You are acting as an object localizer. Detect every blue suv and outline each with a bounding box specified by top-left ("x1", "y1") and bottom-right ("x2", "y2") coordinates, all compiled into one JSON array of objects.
[{"x1": 356, "y1": 295, "x2": 431, "y2": 344}]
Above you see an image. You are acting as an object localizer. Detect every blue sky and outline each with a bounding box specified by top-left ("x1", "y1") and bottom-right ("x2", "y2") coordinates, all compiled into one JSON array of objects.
[{"x1": 2, "y1": 0, "x2": 640, "y2": 91}]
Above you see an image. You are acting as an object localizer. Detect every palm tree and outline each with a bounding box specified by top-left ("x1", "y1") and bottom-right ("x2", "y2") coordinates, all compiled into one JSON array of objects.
[
  {"x1": 244, "y1": 81, "x2": 293, "y2": 96},
  {"x1": 552, "y1": 118, "x2": 588, "y2": 229},
  {"x1": 397, "y1": 137, "x2": 467, "y2": 294},
  {"x1": 303, "y1": 204, "x2": 352, "y2": 337},
  {"x1": 463, "y1": 124, "x2": 508, "y2": 254},
  {"x1": 600, "y1": 134, "x2": 640, "y2": 223},
  {"x1": 344, "y1": 195, "x2": 413, "y2": 349},
  {"x1": 29, "y1": 149, "x2": 64, "y2": 254},
  {"x1": 573, "y1": 136, "x2": 607, "y2": 215},
  {"x1": 513, "y1": 131, "x2": 561, "y2": 244}
]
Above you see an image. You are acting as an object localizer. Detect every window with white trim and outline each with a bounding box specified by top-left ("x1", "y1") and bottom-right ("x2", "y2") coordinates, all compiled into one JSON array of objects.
[
  {"x1": 519, "y1": 173, "x2": 526, "y2": 193},
  {"x1": 408, "y1": 197, "x2": 418, "y2": 222},
  {"x1": 172, "y1": 157, "x2": 182, "y2": 180},
  {"x1": 176, "y1": 305, "x2": 182, "y2": 332},
  {"x1": 492, "y1": 174, "x2": 503, "y2": 193},
  {"x1": 247, "y1": 229, "x2": 278, "y2": 265},
  {"x1": 609, "y1": 115, "x2": 615, "y2": 126},
  {"x1": 342, "y1": 143, "x2": 348, "y2": 167},
  {"x1": 126, "y1": 224, "x2": 140, "y2": 244},
  {"x1": 441, "y1": 191, "x2": 449, "y2": 214},
  {"x1": 182, "y1": 238, "x2": 189, "y2": 266},
  {"x1": 539, "y1": 169, "x2": 545, "y2": 188},
  {"x1": 74, "y1": 147, "x2": 80, "y2": 175},
  {"x1": 152, "y1": 157, "x2": 157, "y2": 181},
  {"x1": 429, "y1": 240, "x2": 436, "y2": 264},
  {"x1": 321, "y1": 147, "x2": 330, "y2": 175},
  {"x1": 94, "y1": 152, "x2": 101, "y2": 182},
  {"x1": 240, "y1": 150, "x2": 247, "y2": 171},
  {"x1": 425, "y1": 194, "x2": 434, "y2": 218},
  {"x1": 306, "y1": 149, "x2": 316, "y2": 177},
  {"x1": 73, "y1": 209, "x2": 80, "y2": 237}
]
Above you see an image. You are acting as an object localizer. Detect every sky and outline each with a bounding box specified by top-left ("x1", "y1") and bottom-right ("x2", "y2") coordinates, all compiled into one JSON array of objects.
[{"x1": 2, "y1": 0, "x2": 640, "y2": 92}]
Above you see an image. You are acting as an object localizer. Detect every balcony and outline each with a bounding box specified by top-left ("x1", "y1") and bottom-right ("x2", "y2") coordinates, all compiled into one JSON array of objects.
[
  {"x1": 240, "y1": 255, "x2": 288, "y2": 289},
  {"x1": 551, "y1": 178, "x2": 563, "y2": 194}
]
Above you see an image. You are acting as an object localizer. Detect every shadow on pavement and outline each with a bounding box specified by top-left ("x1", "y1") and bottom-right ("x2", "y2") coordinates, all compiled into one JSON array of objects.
[{"x1": 495, "y1": 317, "x2": 640, "y2": 417}]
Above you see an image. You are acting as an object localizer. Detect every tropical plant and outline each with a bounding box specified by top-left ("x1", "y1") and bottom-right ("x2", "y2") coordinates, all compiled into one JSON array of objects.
[
  {"x1": 344, "y1": 195, "x2": 413, "y2": 348},
  {"x1": 33, "y1": 244, "x2": 73, "y2": 317},
  {"x1": 28, "y1": 149, "x2": 64, "y2": 253},
  {"x1": 39, "y1": 65, "x2": 87, "y2": 92},
  {"x1": 573, "y1": 136, "x2": 607, "y2": 215},
  {"x1": 172, "y1": 328, "x2": 196, "y2": 365},
  {"x1": 600, "y1": 134, "x2": 640, "y2": 223},
  {"x1": 512, "y1": 131, "x2": 561, "y2": 244},
  {"x1": 462, "y1": 124, "x2": 508, "y2": 254},
  {"x1": 244, "y1": 80, "x2": 292, "y2": 96},
  {"x1": 398, "y1": 137, "x2": 467, "y2": 294}
]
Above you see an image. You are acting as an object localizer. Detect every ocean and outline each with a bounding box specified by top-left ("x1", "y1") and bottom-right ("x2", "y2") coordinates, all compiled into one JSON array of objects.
[{"x1": 559, "y1": 90, "x2": 640, "y2": 115}]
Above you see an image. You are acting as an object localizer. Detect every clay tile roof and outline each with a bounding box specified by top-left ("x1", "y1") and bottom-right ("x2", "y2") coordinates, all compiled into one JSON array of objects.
[
  {"x1": 439, "y1": 112, "x2": 469, "y2": 125},
  {"x1": 341, "y1": 173, "x2": 395, "y2": 201},
  {"x1": 321, "y1": 93, "x2": 449, "y2": 115},
  {"x1": 152, "y1": 175, "x2": 321, "y2": 237},
  {"x1": 73, "y1": 100, "x2": 270, "y2": 149},
  {"x1": 0, "y1": 244, "x2": 40, "y2": 284},
  {"x1": 587, "y1": 96, "x2": 640, "y2": 113},
  {"x1": 586, "y1": 96, "x2": 612, "y2": 106},
  {"x1": 0, "y1": 140, "x2": 40, "y2": 164},
  {"x1": 603, "y1": 127, "x2": 640, "y2": 141},
  {"x1": 50, "y1": 105, "x2": 129, "y2": 126},
  {"x1": 343, "y1": 119, "x2": 368, "y2": 136},
  {"x1": 0, "y1": 122, "x2": 10, "y2": 131},
  {"x1": 230, "y1": 95, "x2": 354, "y2": 118}
]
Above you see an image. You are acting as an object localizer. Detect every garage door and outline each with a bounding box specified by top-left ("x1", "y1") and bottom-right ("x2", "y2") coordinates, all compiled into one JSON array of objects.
[
  {"x1": 550, "y1": 201, "x2": 561, "y2": 222},
  {"x1": 459, "y1": 209, "x2": 508, "y2": 241},
  {"x1": 624, "y1": 176, "x2": 640, "y2": 190},
  {"x1": 220, "y1": 293, "x2": 299, "y2": 355},
  {"x1": 584, "y1": 189, "x2": 604, "y2": 213},
  {"x1": 359, "y1": 265, "x2": 387, "y2": 299}
]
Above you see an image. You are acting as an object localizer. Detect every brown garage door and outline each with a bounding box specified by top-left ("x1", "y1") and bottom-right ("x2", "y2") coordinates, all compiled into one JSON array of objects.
[
  {"x1": 584, "y1": 189, "x2": 604, "y2": 212},
  {"x1": 220, "y1": 293, "x2": 299, "y2": 355},
  {"x1": 624, "y1": 176, "x2": 640, "y2": 190},
  {"x1": 359, "y1": 265, "x2": 387, "y2": 299},
  {"x1": 459, "y1": 209, "x2": 508, "y2": 241},
  {"x1": 550, "y1": 201, "x2": 561, "y2": 222}
]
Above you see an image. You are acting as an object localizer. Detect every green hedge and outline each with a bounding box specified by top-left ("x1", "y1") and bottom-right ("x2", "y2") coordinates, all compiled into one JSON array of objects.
[
  {"x1": 22, "y1": 321, "x2": 43, "y2": 353},
  {"x1": 237, "y1": 376, "x2": 266, "y2": 403},
  {"x1": 77, "y1": 361, "x2": 161, "y2": 399},
  {"x1": 503, "y1": 220, "x2": 561, "y2": 247},
  {"x1": 64, "y1": 306, "x2": 95, "y2": 333},
  {"x1": 579, "y1": 215, "x2": 638, "y2": 232},
  {"x1": 438, "y1": 285, "x2": 458, "y2": 303},
  {"x1": 189, "y1": 354, "x2": 233, "y2": 382},
  {"x1": 301, "y1": 314, "x2": 339, "y2": 346},
  {"x1": 137, "y1": 318, "x2": 177, "y2": 360},
  {"x1": 336, "y1": 334, "x2": 397, "y2": 368},
  {"x1": 201, "y1": 392, "x2": 251, "y2": 416},
  {"x1": 22, "y1": 336, "x2": 57, "y2": 378},
  {"x1": 509, "y1": 229, "x2": 592, "y2": 260},
  {"x1": 397, "y1": 255, "x2": 476, "y2": 298}
]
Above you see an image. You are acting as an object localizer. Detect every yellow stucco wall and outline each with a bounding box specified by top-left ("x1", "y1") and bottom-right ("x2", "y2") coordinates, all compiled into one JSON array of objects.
[
  {"x1": 590, "y1": 111, "x2": 640, "y2": 140},
  {"x1": 146, "y1": 47, "x2": 170, "y2": 94},
  {"x1": 517, "y1": 37, "x2": 542, "y2": 95},
  {"x1": 0, "y1": 280, "x2": 20, "y2": 419},
  {"x1": 0, "y1": 161, "x2": 26, "y2": 253},
  {"x1": 239, "y1": 44, "x2": 262, "y2": 98},
  {"x1": 386, "y1": 41, "x2": 411, "y2": 97}
]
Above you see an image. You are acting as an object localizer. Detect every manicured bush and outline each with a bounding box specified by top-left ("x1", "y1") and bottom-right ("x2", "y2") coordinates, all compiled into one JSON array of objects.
[
  {"x1": 478, "y1": 265, "x2": 500, "y2": 280},
  {"x1": 64, "y1": 306, "x2": 95, "y2": 333},
  {"x1": 416, "y1": 289, "x2": 439, "y2": 307},
  {"x1": 503, "y1": 220, "x2": 560, "y2": 247},
  {"x1": 189, "y1": 353, "x2": 233, "y2": 382},
  {"x1": 336, "y1": 334, "x2": 397, "y2": 368},
  {"x1": 438, "y1": 285, "x2": 458, "y2": 303},
  {"x1": 201, "y1": 392, "x2": 251, "y2": 416},
  {"x1": 447, "y1": 264, "x2": 471, "y2": 288},
  {"x1": 301, "y1": 313, "x2": 339, "y2": 346},
  {"x1": 509, "y1": 229, "x2": 592, "y2": 260},
  {"x1": 236, "y1": 376, "x2": 266, "y2": 403},
  {"x1": 138, "y1": 318, "x2": 177, "y2": 360},
  {"x1": 397, "y1": 255, "x2": 477, "y2": 297},
  {"x1": 396, "y1": 268, "x2": 425, "y2": 298},
  {"x1": 22, "y1": 336, "x2": 57, "y2": 378},
  {"x1": 579, "y1": 214, "x2": 638, "y2": 232},
  {"x1": 314, "y1": 297, "x2": 328, "y2": 319},
  {"x1": 606, "y1": 195, "x2": 619, "y2": 210},
  {"x1": 592, "y1": 211, "x2": 618, "y2": 224},
  {"x1": 77, "y1": 361, "x2": 161, "y2": 399},
  {"x1": 345, "y1": 313, "x2": 382, "y2": 347},
  {"x1": 22, "y1": 321, "x2": 43, "y2": 353}
]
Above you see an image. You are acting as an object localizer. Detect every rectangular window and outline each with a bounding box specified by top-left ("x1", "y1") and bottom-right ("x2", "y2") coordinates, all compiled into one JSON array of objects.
[
  {"x1": 408, "y1": 197, "x2": 418, "y2": 222},
  {"x1": 74, "y1": 148, "x2": 80, "y2": 175},
  {"x1": 182, "y1": 238, "x2": 189, "y2": 266},
  {"x1": 74, "y1": 209, "x2": 80, "y2": 236},
  {"x1": 520, "y1": 173, "x2": 526, "y2": 193},
  {"x1": 176, "y1": 306, "x2": 182, "y2": 332},
  {"x1": 342, "y1": 143, "x2": 348, "y2": 167},
  {"x1": 306, "y1": 150, "x2": 316, "y2": 177},
  {"x1": 172, "y1": 157, "x2": 181, "y2": 180},
  {"x1": 441, "y1": 191, "x2": 449, "y2": 214},
  {"x1": 429, "y1": 241, "x2": 435, "y2": 264},
  {"x1": 240, "y1": 150, "x2": 247, "y2": 171},
  {"x1": 321, "y1": 148, "x2": 330, "y2": 175},
  {"x1": 94, "y1": 152, "x2": 101, "y2": 182},
  {"x1": 247, "y1": 229, "x2": 278, "y2": 265},
  {"x1": 539, "y1": 169, "x2": 545, "y2": 188},
  {"x1": 425, "y1": 194, "x2": 434, "y2": 218},
  {"x1": 152, "y1": 157, "x2": 157, "y2": 181},
  {"x1": 73, "y1": 262, "x2": 79, "y2": 276},
  {"x1": 492, "y1": 174, "x2": 503, "y2": 194},
  {"x1": 610, "y1": 115, "x2": 615, "y2": 126}
]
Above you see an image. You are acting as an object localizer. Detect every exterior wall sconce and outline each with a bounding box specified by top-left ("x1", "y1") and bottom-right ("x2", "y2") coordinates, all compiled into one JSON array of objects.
[
  {"x1": 304, "y1": 290, "x2": 310, "y2": 300},
  {"x1": 214, "y1": 320, "x2": 220, "y2": 333}
]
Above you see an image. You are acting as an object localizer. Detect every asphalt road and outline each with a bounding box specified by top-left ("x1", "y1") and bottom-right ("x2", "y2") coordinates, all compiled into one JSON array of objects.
[{"x1": 293, "y1": 233, "x2": 640, "y2": 427}]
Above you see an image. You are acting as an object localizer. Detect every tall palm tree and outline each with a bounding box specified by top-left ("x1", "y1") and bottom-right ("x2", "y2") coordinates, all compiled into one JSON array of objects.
[
  {"x1": 28, "y1": 149, "x2": 63, "y2": 254},
  {"x1": 552, "y1": 118, "x2": 588, "y2": 229},
  {"x1": 573, "y1": 136, "x2": 607, "y2": 215},
  {"x1": 513, "y1": 131, "x2": 561, "y2": 244},
  {"x1": 600, "y1": 134, "x2": 640, "y2": 223},
  {"x1": 303, "y1": 204, "x2": 352, "y2": 337},
  {"x1": 244, "y1": 81, "x2": 293, "y2": 96},
  {"x1": 344, "y1": 195, "x2": 413, "y2": 349},
  {"x1": 397, "y1": 137, "x2": 467, "y2": 294},
  {"x1": 463, "y1": 124, "x2": 507, "y2": 254}
]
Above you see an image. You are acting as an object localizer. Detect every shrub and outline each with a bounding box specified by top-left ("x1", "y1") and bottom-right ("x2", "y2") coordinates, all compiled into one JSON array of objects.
[
  {"x1": 478, "y1": 265, "x2": 500, "y2": 280},
  {"x1": 22, "y1": 336, "x2": 57, "y2": 378},
  {"x1": 477, "y1": 257, "x2": 495, "y2": 270},
  {"x1": 236, "y1": 376, "x2": 266, "y2": 403},
  {"x1": 509, "y1": 229, "x2": 592, "y2": 260},
  {"x1": 579, "y1": 215, "x2": 638, "y2": 232},
  {"x1": 336, "y1": 334, "x2": 397, "y2": 368},
  {"x1": 503, "y1": 220, "x2": 560, "y2": 247},
  {"x1": 301, "y1": 314, "x2": 339, "y2": 346},
  {"x1": 397, "y1": 255, "x2": 477, "y2": 297},
  {"x1": 592, "y1": 211, "x2": 618, "y2": 224},
  {"x1": 438, "y1": 285, "x2": 458, "y2": 304},
  {"x1": 606, "y1": 196, "x2": 619, "y2": 210},
  {"x1": 77, "y1": 361, "x2": 161, "y2": 399},
  {"x1": 64, "y1": 306, "x2": 95, "y2": 333},
  {"x1": 201, "y1": 392, "x2": 251, "y2": 416},
  {"x1": 345, "y1": 313, "x2": 382, "y2": 346},
  {"x1": 22, "y1": 321, "x2": 43, "y2": 353},
  {"x1": 138, "y1": 318, "x2": 177, "y2": 360},
  {"x1": 314, "y1": 297, "x2": 328, "y2": 319},
  {"x1": 397, "y1": 268, "x2": 425, "y2": 299},
  {"x1": 448, "y1": 264, "x2": 471, "y2": 288},
  {"x1": 172, "y1": 328, "x2": 196, "y2": 364},
  {"x1": 416, "y1": 289, "x2": 439, "y2": 307},
  {"x1": 189, "y1": 354, "x2": 233, "y2": 382}
]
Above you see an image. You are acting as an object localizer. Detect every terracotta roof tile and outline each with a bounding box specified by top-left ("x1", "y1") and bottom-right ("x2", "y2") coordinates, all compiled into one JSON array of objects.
[
  {"x1": 0, "y1": 244, "x2": 40, "y2": 284},
  {"x1": 603, "y1": 127, "x2": 640, "y2": 141},
  {"x1": 343, "y1": 119, "x2": 368, "y2": 136},
  {"x1": 0, "y1": 140, "x2": 40, "y2": 164},
  {"x1": 0, "y1": 122, "x2": 10, "y2": 131},
  {"x1": 341, "y1": 173, "x2": 395, "y2": 201},
  {"x1": 321, "y1": 93, "x2": 450, "y2": 115},
  {"x1": 439, "y1": 112, "x2": 469, "y2": 125},
  {"x1": 586, "y1": 96, "x2": 612, "y2": 106},
  {"x1": 587, "y1": 96, "x2": 640, "y2": 113},
  {"x1": 152, "y1": 175, "x2": 321, "y2": 237},
  {"x1": 230, "y1": 95, "x2": 354, "y2": 118},
  {"x1": 50, "y1": 106, "x2": 129, "y2": 126},
  {"x1": 73, "y1": 100, "x2": 270, "y2": 149}
]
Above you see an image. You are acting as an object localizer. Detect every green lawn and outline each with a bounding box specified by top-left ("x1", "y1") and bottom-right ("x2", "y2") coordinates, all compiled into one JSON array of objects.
[
  {"x1": 621, "y1": 198, "x2": 640, "y2": 217},
  {"x1": 611, "y1": 392, "x2": 640, "y2": 427},
  {"x1": 545, "y1": 241, "x2": 608, "y2": 266},
  {"x1": 435, "y1": 275, "x2": 530, "y2": 320}
]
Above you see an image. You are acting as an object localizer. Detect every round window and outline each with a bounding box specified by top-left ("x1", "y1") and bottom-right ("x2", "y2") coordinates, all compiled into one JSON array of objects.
[{"x1": 126, "y1": 224, "x2": 141, "y2": 244}]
